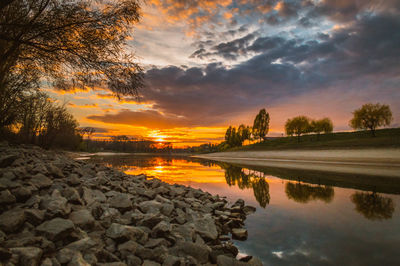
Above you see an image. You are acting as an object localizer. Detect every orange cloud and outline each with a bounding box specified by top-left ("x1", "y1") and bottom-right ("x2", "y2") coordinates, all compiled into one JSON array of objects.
[{"x1": 68, "y1": 103, "x2": 99, "y2": 109}]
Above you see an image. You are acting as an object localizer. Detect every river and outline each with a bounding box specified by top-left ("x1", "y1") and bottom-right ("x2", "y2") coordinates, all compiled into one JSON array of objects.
[{"x1": 86, "y1": 154, "x2": 400, "y2": 266}]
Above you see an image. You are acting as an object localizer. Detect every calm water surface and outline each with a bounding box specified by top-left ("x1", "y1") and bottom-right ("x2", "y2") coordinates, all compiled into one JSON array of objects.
[{"x1": 88, "y1": 155, "x2": 400, "y2": 266}]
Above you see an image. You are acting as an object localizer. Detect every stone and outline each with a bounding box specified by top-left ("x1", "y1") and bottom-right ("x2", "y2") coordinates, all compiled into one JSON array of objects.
[
  {"x1": 144, "y1": 238, "x2": 170, "y2": 249},
  {"x1": 66, "y1": 237, "x2": 97, "y2": 252},
  {"x1": 46, "y1": 164, "x2": 65, "y2": 179},
  {"x1": 0, "y1": 154, "x2": 18, "y2": 167},
  {"x1": 12, "y1": 186, "x2": 32, "y2": 202},
  {"x1": 232, "y1": 228, "x2": 248, "y2": 241},
  {"x1": 151, "y1": 221, "x2": 171, "y2": 238},
  {"x1": 243, "y1": 205, "x2": 256, "y2": 215},
  {"x1": 216, "y1": 255, "x2": 248, "y2": 266},
  {"x1": 138, "y1": 213, "x2": 164, "y2": 229},
  {"x1": 44, "y1": 190, "x2": 71, "y2": 217},
  {"x1": 10, "y1": 247, "x2": 42, "y2": 266},
  {"x1": 136, "y1": 245, "x2": 167, "y2": 263},
  {"x1": 82, "y1": 188, "x2": 106, "y2": 205},
  {"x1": 0, "y1": 247, "x2": 12, "y2": 261},
  {"x1": 36, "y1": 218, "x2": 75, "y2": 241},
  {"x1": 24, "y1": 209, "x2": 45, "y2": 226},
  {"x1": 0, "y1": 208, "x2": 25, "y2": 233},
  {"x1": 162, "y1": 255, "x2": 184, "y2": 266},
  {"x1": 68, "y1": 251, "x2": 90, "y2": 266},
  {"x1": 56, "y1": 248, "x2": 76, "y2": 264},
  {"x1": 69, "y1": 210, "x2": 95, "y2": 229},
  {"x1": 143, "y1": 260, "x2": 161, "y2": 266},
  {"x1": 31, "y1": 173, "x2": 53, "y2": 189},
  {"x1": 193, "y1": 215, "x2": 218, "y2": 241},
  {"x1": 117, "y1": 240, "x2": 139, "y2": 258},
  {"x1": 106, "y1": 223, "x2": 147, "y2": 244},
  {"x1": 62, "y1": 187, "x2": 82, "y2": 204},
  {"x1": 0, "y1": 189, "x2": 16, "y2": 205},
  {"x1": 160, "y1": 203, "x2": 174, "y2": 216},
  {"x1": 67, "y1": 174, "x2": 81, "y2": 186},
  {"x1": 138, "y1": 200, "x2": 163, "y2": 214},
  {"x1": 108, "y1": 193, "x2": 132, "y2": 211},
  {"x1": 170, "y1": 241, "x2": 210, "y2": 264},
  {"x1": 126, "y1": 255, "x2": 142, "y2": 266}
]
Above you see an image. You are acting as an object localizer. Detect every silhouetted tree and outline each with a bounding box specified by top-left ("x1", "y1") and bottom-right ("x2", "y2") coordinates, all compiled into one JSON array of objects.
[
  {"x1": 309, "y1": 118, "x2": 333, "y2": 140},
  {"x1": 350, "y1": 103, "x2": 392, "y2": 137},
  {"x1": 285, "y1": 116, "x2": 310, "y2": 142},
  {"x1": 351, "y1": 192, "x2": 395, "y2": 220},
  {"x1": 252, "y1": 178, "x2": 270, "y2": 208},
  {"x1": 0, "y1": 0, "x2": 143, "y2": 98},
  {"x1": 237, "y1": 124, "x2": 251, "y2": 145},
  {"x1": 253, "y1": 109, "x2": 270, "y2": 142},
  {"x1": 81, "y1": 127, "x2": 96, "y2": 151}
]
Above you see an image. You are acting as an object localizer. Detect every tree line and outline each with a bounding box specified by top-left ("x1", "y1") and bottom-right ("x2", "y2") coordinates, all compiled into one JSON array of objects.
[{"x1": 223, "y1": 102, "x2": 393, "y2": 149}]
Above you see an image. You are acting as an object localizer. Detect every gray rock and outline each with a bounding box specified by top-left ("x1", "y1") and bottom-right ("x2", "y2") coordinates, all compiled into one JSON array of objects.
[
  {"x1": 0, "y1": 154, "x2": 18, "y2": 167},
  {"x1": 68, "y1": 251, "x2": 90, "y2": 266},
  {"x1": 117, "y1": 240, "x2": 139, "y2": 258},
  {"x1": 193, "y1": 215, "x2": 218, "y2": 241},
  {"x1": 36, "y1": 218, "x2": 75, "y2": 241},
  {"x1": 12, "y1": 186, "x2": 32, "y2": 202},
  {"x1": 108, "y1": 193, "x2": 132, "y2": 211},
  {"x1": 243, "y1": 206, "x2": 256, "y2": 215},
  {"x1": 170, "y1": 241, "x2": 210, "y2": 264},
  {"x1": 216, "y1": 255, "x2": 248, "y2": 266},
  {"x1": 0, "y1": 189, "x2": 16, "y2": 205},
  {"x1": 31, "y1": 173, "x2": 53, "y2": 189},
  {"x1": 138, "y1": 213, "x2": 164, "y2": 229},
  {"x1": 144, "y1": 238, "x2": 170, "y2": 249},
  {"x1": 56, "y1": 248, "x2": 76, "y2": 264},
  {"x1": 151, "y1": 221, "x2": 171, "y2": 238},
  {"x1": 66, "y1": 237, "x2": 97, "y2": 252},
  {"x1": 232, "y1": 228, "x2": 248, "y2": 241},
  {"x1": 67, "y1": 174, "x2": 81, "y2": 186},
  {"x1": 69, "y1": 210, "x2": 95, "y2": 229},
  {"x1": 160, "y1": 203, "x2": 174, "y2": 216},
  {"x1": 46, "y1": 164, "x2": 65, "y2": 179},
  {"x1": 136, "y1": 245, "x2": 167, "y2": 263},
  {"x1": 143, "y1": 261, "x2": 161, "y2": 266},
  {"x1": 126, "y1": 255, "x2": 142, "y2": 266},
  {"x1": 24, "y1": 209, "x2": 45, "y2": 226},
  {"x1": 138, "y1": 200, "x2": 163, "y2": 214},
  {"x1": 44, "y1": 190, "x2": 71, "y2": 217},
  {"x1": 162, "y1": 255, "x2": 184, "y2": 266},
  {"x1": 106, "y1": 223, "x2": 147, "y2": 244},
  {"x1": 82, "y1": 188, "x2": 106, "y2": 205},
  {"x1": 0, "y1": 209, "x2": 25, "y2": 233},
  {"x1": 62, "y1": 187, "x2": 82, "y2": 204},
  {"x1": 10, "y1": 247, "x2": 42, "y2": 266}
]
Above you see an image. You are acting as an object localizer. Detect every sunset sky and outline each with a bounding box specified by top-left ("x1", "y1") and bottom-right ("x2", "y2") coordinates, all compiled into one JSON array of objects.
[{"x1": 46, "y1": 0, "x2": 400, "y2": 147}]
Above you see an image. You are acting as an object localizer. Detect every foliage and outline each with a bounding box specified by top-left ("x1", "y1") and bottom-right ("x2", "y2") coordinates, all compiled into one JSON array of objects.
[
  {"x1": 285, "y1": 116, "x2": 310, "y2": 141},
  {"x1": 309, "y1": 118, "x2": 333, "y2": 135},
  {"x1": 252, "y1": 108, "x2": 270, "y2": 142},
  {"x1": 0, "y1": 0, "x2": 143, "y2": 98},
  {"x1": 350, "y1": 103, "x2": 392, "y2": 136},
  {"x1": 285, "y1": 182, "x2": 334, "y2": 203},
  {"x1": 224, "y1": 125, "x2": 251, "y2": 147}
]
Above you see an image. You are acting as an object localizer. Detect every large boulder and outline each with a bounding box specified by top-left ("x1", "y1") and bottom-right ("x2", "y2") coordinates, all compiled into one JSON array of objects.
[
  {"x1": 169, "y1": 241, "x2": 210, "y2": 264},
  {"x1": 193, "y1": 215, "x2": 218, "y2": 241},
  {"x1": 0, "y1": 209, "x2": 25, "y2": 233}
]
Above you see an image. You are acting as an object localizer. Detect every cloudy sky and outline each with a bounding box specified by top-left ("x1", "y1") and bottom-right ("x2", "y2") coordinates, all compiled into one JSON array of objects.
[{"x1": 48, "y1": 0, "x2": 400, "y2": 146}]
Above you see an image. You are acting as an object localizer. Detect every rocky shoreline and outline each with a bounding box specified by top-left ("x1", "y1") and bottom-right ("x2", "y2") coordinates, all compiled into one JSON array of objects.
[{"x1": 0, "y1": 143, "x2": 262, "y2": 266}]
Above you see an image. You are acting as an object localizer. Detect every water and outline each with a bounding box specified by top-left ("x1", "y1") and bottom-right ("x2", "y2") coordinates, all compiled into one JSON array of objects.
[{"x1": 88, "y1": 154, "x2": 400, "y2": 266}]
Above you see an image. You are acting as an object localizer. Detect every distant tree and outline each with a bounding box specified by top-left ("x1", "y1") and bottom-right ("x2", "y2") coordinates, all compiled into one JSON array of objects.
[
  {"x1": 237, "y1": 124, "x2": 251, "y2": 145},
  {"x1": 253, "y1": 109, "x2": 270, "y2": 142},
  {"x1": 81, "y1": 127, "x2": 96, "y2": 151},
  {"x1": 285, "y1": 116, "x2": 310, "y2": 142},
  {"x1": 309, "y1": 118, "x2": 333, "y2": 139},
  {"x1": 350, "y1": 103, "x2": 392, "y2": 137}
]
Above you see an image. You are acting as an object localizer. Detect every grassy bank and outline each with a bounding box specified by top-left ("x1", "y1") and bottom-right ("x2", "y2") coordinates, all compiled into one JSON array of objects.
[{"x1": 231, "y1": 128, "x2": 400, "y2": 151}]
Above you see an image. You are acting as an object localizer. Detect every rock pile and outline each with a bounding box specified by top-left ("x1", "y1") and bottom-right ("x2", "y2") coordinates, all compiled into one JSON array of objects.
[{"x1": 0, "y1": 143, "x2": 262, "y2": 266}]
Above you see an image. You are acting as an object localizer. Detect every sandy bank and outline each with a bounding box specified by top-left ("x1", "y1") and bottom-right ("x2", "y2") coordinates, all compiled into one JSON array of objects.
[{"x1": 195, "y1": 148, "x2": 400, "y2": 178}]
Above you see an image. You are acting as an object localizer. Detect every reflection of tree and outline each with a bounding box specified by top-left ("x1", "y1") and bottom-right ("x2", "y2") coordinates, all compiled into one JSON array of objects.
[
  {"x1": 252, "y1": 178, "x2": 270, "y2": 208},
  {"x1": 285, "y1": 182, "x2": 334, "y2": 203},
  {"x1": 221, "y1": 164, "x2": 270, "y2": 208},
  {"x1": 351, "y1": 192, "x2": 395, "y2": 221}
]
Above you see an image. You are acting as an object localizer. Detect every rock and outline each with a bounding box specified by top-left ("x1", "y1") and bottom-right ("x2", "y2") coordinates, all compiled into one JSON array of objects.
[
  {"x1": 193, "y1": 215, "x2": 218, "y2": 241},
  {"x1": 144, "y1": 238, "x2": 170, "y2": 249},
  {"x1": 108, "y1": 193, "x2": 132, "y2": 211},
  {"x1": 24, "y1": 209, "x2": 45, "y2": 226},
  {"x1": 138, "y1": 213, "x2": 164, "y2": 229},
  {"x1": 247, "y1": 256, "x2": 263, "y2": 266},
  {"x1": 0, "y1": 154, "x2": 18, "y2": 167},
  {"x1": 69, "y1": 210, "x2": 94, "y2": 229},
  {"x1": 106, "y1": 223, "x2": 147, "y2": 244},
  {"x1": 12, "y1": 186, "x2": 32, "y2": 202},
  {"x1": 31, "y1": 173, "x2": 53, "y2": 189},
  {"x1": 67, "y1": 174, "x2": 81, "y2": 186},
  {"x1": 126, "y1": 255, "x2": 142, "y2": 266},
  {"x1": 10, "y1": 247, "x2": 42, "y2": 266},
  {"x1": 0, "y1": 209, "x2": 25, "y2": 233},
  {"x1": 233, "y1": 199, "x2": 245, "y2": 208},
  {"x1": 36, "y1": 218, "x2": 75, "y2": 241},
  {"x1": 216, "y1": 255, "x2": 248, "y2": 266},
  {"x1": 151, "y1": 221, "x2": 171, "y2": 238},
  {"x1": 62, "y1": 187, "x2": 82, "y2": 204},
  {"x1": 117, "y1": 240, "x2": 139, "y2": 258},
  {"x1": 136, "y1": 245, "x2": 167, "y2": 263},
  {"x1": 170, "y1": 241, "x2": 210, "y2": 264},
  {"x1": 46, "y1": 164, "x2": 65, "y2": 179},
  {"x1": 243, "y1": 205, "x2": 256, "y2": 215},
  {"x1": 68, "y1": 251, "x2": 90, "y2": 266},
  {"x1": 162, "y1": 255, "x2": 184, "y2": 266},
  {"x1": 143, "y1": 260, "x2": 161, "y2": 266},
  {"x1": 66, "y1": 237, "x2": 97, "y2": 252},
  {"x1": 82, "y1": 188, "x2": 106, "y2": 205},
  {"x1": 0, "y1": 247, "x2": 12, "y2": 261},
  {"x1": 232, "y1": 228, "x2": 248, "y2": 241},
  {"x1": 57, "y1": 248, "x2": 76, "y2": 264},
  {"x1": 44, "y1": 190, "x2": 71, "y2": 217},
  {"x1": 160, "y1": 203, "x2": 174, "y2": 216},
  {"x1": 138, "y1": 200, "x2": 163, "y2": 214},
  {"x1": 0, "y1": 189, "x2": 16, "y2": 205}
]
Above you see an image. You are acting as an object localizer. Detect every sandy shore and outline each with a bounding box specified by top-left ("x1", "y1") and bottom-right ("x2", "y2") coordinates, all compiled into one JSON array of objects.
[{"x1": 195, "y1": 148, "x2": 400, "y2": 177}]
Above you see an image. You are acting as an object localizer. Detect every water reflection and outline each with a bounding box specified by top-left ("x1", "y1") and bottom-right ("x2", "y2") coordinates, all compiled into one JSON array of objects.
[
  {"x1": 220, "y1": 163, "x2": 270, "y2": 208},
  {"x1": 285, "y1": 182, "x2": 334, "y2": 203},
  {"x1": 351, "y1": 192, "x2": 395, "y2": 220}
]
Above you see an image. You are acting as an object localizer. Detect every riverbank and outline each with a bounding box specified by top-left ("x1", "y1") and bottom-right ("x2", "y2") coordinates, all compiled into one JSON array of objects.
[
  {"x1": 195, "y1": 148, "x2": 400, "y2": 178},
  {"x1": 0, "y1": 143, "x2": 261, "y2": 265}
]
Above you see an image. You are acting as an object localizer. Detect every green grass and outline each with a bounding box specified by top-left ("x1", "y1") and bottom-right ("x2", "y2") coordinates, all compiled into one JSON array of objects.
[{"x1": 230, "y1": 128, "x2": 400, "y2": 151}]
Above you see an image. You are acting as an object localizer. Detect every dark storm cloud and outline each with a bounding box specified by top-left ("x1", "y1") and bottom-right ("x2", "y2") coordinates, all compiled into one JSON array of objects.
[{"x1": 137, "y1": 12, "x2": 400, "y2": 128}]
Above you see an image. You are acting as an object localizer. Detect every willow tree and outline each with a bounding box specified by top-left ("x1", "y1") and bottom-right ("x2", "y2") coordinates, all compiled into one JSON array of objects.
[
  {"x1": 0, "y1": 0, "x2": 143, "y2": 127},
  {"x1": 350, "y1": 103, "x2": 392, "y2": 137},
  {"x1": 285, "y1": 116, "x2": 310, "y2": 142},
  {"x1": 252, "y1": 108, "x2": 270, "y2": 142}
]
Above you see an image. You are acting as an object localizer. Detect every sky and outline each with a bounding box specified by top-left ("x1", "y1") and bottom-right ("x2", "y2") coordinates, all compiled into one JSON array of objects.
[{"x1": 47, "y1": 0, "x2": 400, "y2": 147}]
